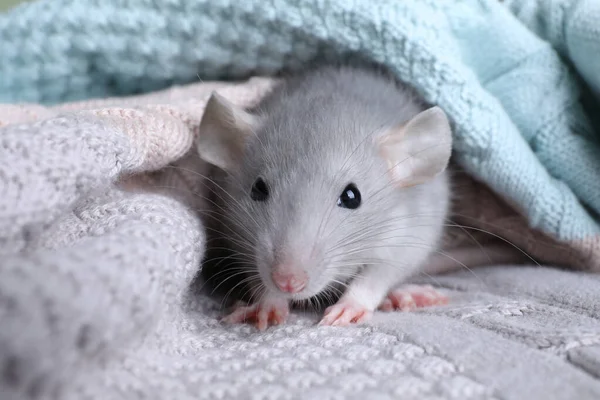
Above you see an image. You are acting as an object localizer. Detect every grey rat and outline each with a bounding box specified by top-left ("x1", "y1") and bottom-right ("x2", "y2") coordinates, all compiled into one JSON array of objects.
[{"x1": 197, "y1": 66, "x2": 452, "y2": 330}]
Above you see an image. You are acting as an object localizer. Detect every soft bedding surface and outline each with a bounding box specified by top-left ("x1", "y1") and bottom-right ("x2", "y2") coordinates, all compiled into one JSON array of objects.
[{"x1": 2, "y1": 0, "x2": 600, "y2": 399}]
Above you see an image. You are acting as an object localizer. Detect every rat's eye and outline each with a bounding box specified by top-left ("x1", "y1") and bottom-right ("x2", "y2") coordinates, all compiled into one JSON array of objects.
[
  {"x1": 251, "y1": 177, "x2": 269, "y2": 201},
  {"x1": 337, "y1": 183, "x2": 361, "y2": 209}
]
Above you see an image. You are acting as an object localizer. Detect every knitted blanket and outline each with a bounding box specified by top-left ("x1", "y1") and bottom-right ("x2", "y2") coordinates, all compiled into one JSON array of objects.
[{"x1": 2, "y1": 0, "x2": 600, "y2": 399}]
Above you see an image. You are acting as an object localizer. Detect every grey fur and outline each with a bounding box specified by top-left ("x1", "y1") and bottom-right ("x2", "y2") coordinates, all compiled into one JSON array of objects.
[{"x1": 201, "y1": 66, "x2": 451, "y2": 313}]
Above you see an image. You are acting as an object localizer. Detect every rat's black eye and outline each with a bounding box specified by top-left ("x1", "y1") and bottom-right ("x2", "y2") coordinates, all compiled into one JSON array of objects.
[
  {"x1": 337, "y1": 183, "x2": 361, "y2": 209},
  {"x1": 251, "y1": 177, "x2": 269, "y2": 201}
]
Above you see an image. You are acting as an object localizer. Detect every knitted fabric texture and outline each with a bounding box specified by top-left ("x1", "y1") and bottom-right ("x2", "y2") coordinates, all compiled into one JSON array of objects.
[
  {"x1": 1, "y1": 0, "x2": 600, "y2": 244},
  {"x1": 2, "y1": 76, "x2": 600, "y2": 400},
  {"x1": 2, "y1": 0, "x2": 600, "y2": 399}
]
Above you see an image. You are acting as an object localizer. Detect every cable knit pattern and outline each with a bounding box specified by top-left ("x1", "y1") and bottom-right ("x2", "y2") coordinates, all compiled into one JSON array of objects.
[{"x1": 1, "y1": 76, "x2": 600, "y2": 400}]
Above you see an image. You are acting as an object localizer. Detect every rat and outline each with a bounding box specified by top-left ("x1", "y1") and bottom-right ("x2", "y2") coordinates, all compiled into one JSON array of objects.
[{"x1": 197, "y1": 66, "x2": 453, "y2": 330}]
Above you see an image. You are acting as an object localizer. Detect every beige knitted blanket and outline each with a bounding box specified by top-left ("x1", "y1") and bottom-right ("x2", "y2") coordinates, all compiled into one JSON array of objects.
[{"x1": 2, "y1": 77, "x2": 600, "y2": 400}]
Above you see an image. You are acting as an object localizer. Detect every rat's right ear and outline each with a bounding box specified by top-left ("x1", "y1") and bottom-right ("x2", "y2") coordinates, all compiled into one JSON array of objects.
[
  {"x1": 376, "y1": 106, "x2": 452, "y2": 188},
  {"x1": 197, "y1": 92, "x2": 259, "y2": 171}
]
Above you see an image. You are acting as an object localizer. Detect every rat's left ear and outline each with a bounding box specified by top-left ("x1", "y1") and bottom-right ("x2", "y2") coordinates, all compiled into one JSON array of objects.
[
  {"x1": 197, "y1": 91, "x2": 260, "y2": 172},
  {"x1": 376, "y1": 106, "x2": 452, "y2": 187}
]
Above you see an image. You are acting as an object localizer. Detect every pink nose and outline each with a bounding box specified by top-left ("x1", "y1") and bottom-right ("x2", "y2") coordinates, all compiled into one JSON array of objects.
[{"x1": 271, "y1": 270, "x2": 308, "y2": 293}]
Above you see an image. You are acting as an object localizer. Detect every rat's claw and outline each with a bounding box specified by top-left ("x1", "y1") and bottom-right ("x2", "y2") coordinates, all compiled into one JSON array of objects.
[
  {"x1": 319, "y1": 298, "x2": 373, "y2": 327},
  {"x1": 378, "y1": 284, "x2": 448, "y2": 312},
  {"x1": 221, "y1": 298, "x2": 289, "y2": 331},
  {"x1": 256, "y1": 307, "x2": 270, "y2": 331}
]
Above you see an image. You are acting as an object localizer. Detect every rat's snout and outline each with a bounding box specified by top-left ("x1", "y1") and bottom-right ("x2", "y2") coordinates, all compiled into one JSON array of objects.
[{"x1": 271, "y1": 267, "x2": 308, "y2": 294}]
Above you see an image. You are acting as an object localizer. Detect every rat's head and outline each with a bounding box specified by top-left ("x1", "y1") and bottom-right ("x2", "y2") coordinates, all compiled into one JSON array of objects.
[{"x1": 197, "y1": 91, "x2": 452, "y2": 301}]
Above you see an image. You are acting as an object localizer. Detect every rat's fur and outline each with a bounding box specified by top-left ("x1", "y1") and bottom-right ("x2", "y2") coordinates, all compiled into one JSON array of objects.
[{"x1": 201, "y1": 66, "x2": 451, "y2": 317}]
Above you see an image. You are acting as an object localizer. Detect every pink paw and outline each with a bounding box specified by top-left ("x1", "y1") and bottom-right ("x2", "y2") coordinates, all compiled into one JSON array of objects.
[
  {"x1": 221, "y1": 298, "x2": 289, "y2": 331},
  {"x1": 319, "y1": 298, "x2": 373, "y2": 326},
  {"x1": 378, "y1": 284, "x2": 448, "y2": 312}
]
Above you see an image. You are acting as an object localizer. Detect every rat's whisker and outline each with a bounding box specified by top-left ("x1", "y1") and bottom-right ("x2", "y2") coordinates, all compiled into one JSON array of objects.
[
  {"x1": 150, "y1": 183, "x2": 259, "y2": 243},
  {"x1": 331, "y1": 242, "x2": 487, "y2": 285},
  {"x1": 164, "y1": 165, "x2": 263, "y2": 231},
  {"x1": 323, "y1": 210, "x2": 449, "y2": 249},
  {"x1": 210, "y1": 270, "x2": 252, "y2": 297},
  {"x1": 221, "y1": 275, "x2": 263, "y2": 311},
  {"x1": 203, "y1": 226, "x2": 257, "y2": 254},
  {"x1": 201, "y1": 246, "x2": 254, "y2": 262},
  {"x1": 442, "y1": 223, "x2": 540, "y2": 266}
]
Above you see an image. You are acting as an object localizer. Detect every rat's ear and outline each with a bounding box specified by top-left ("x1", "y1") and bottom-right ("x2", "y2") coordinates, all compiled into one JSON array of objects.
[
  {"x1": 197, "y1": 91, "x2": 260, "y2": 171},
  {"x1": 377, "y1": 106, "x2": 452, "y2": 187}
]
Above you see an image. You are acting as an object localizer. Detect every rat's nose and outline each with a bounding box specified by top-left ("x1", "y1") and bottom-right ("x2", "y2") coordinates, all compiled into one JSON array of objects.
[{"x1": 271, "y1": 269, "x2": 308, "y2": 293}]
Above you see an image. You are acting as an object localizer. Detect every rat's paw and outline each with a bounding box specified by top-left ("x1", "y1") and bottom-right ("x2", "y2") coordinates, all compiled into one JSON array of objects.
[
  {"x1": 221, "y1": 298, "x2": 289, "y2": 331},
  {"x1": 319, "y1": 298, "x2": 373, "y2": 327},
  {"x1": 378, "y1": 284, "x2": 448, "y2": 312}
]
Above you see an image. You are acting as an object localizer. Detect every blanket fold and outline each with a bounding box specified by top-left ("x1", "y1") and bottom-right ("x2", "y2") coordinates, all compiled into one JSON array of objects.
[{"x1": 0, "y1": 105, "x2": 207, "y2": 399}]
